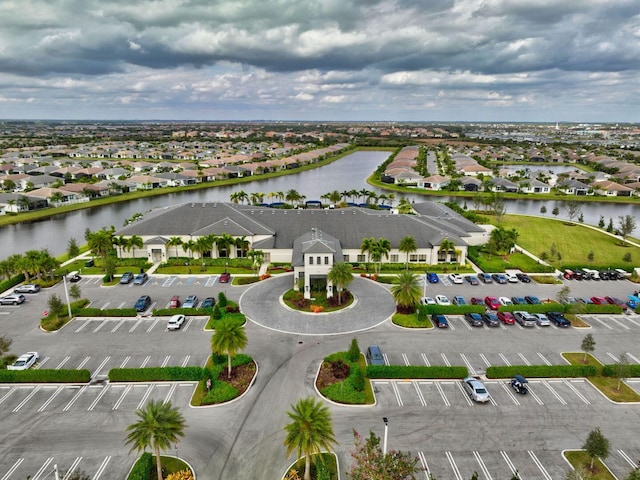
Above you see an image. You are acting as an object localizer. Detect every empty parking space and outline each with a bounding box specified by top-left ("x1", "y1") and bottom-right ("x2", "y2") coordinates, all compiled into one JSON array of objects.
[{"x1": 1, "y1": 454, "x2": 126, "y2": 480}]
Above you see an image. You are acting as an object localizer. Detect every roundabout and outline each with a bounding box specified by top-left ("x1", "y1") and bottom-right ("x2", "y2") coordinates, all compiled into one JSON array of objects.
[{"x1": 239, "y1": 273, "x2": 396, "y2": 335}]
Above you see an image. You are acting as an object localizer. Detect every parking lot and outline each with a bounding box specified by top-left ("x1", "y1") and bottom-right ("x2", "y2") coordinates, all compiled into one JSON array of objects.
[{"x1": 2, "y1": 273, "x2": 640, "y2": 479}]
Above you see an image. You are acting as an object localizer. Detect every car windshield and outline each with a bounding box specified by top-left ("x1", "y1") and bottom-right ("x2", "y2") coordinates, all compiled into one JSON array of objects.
[
  {"x1": 475, "y1": 388, "x2": 487, "y2": 394},
  {"x1": 14, "y1": 360, "x2": 26, "y2": 366}
]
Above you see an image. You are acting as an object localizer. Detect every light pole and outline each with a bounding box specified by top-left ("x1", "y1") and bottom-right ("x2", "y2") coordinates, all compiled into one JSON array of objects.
[
  {"x1": 62, "y1": 274, "x2": 72, "y2": 318},
  {"x1": 382, "y1": 417, "x2": 389, "y2": 455}
]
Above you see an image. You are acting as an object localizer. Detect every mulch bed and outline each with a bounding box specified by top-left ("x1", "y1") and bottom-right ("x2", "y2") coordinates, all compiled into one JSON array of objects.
[
  {"x1": 315, "y1": 361, "x2": 345, "y2": 391},
  {"x1": 217, "y1": 361, "x2": 256, "y2": 394}
]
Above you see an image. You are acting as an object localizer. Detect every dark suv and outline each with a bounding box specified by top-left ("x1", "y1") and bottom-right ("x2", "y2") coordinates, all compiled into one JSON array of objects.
[{"x1": 134, "y1": 295, "x2": 151, "y2": 312}]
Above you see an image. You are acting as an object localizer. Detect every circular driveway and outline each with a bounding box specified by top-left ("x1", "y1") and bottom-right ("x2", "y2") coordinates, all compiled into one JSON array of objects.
[{"x1": 239, "y1": 273, "x2": 396, "y2": 335}]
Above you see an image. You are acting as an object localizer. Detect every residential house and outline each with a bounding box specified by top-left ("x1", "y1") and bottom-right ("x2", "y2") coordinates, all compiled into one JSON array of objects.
[
  {"x1": 418, "y1": 175, "x2": 450, "y2": 190},
  {"x1": 519, "y1": 179, "x2": 551, "y2": 194},
  {"x1": 591, "y1": 180, "x2": 634, "y2": 197}
]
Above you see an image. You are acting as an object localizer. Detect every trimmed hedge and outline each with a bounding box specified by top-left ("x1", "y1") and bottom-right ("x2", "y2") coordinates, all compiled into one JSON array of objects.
[
  {"x1": 109, "y1": 366, "x2": 204, "y2": 382},
  {"x1": 366, "y1": 365, "x2": 468, "y2": 379},
  {"x1": 419, "y1": 305, "x2": 485, "y2": 315},
  {"x1": 565, "y1": 304, "x2": 623, "y2": 315},
  {"x1": 128, "y1": 452, "x2": 153, "y2": 480},
  {"x1": 199, "y1": 354, "x2": 254, "y2": 405},
  {"x1": 154, "y1": 307, "x2": 212, "y2": 316},
  {"x1": 0, "y1": 369, "x2": 91, "y2": 383},
  {"x1": 486, "y1": 365, "x2": 598, "y2": 379},
  {"x1": 498, "y1": 304, "x2": 563, "y2": 314},
  {"x1": 0, "y1": 273, "x2": 25, "y2": 293},
  {"x1": 74, "y1": 307, "x2": 139, "y2": 317},
  {"x1": 602, "y1": 364, "x2": 640, "y2": 377},
  {"x1": 498, "y1": 304, "x2": 623, "y2": 315}
]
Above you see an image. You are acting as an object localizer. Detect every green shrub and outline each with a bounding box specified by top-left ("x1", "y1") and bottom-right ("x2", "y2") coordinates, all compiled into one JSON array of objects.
[
  {"x1": 108, "y1": 366, "x2": 204, "y2": 382},
  {"x1": 366, "y1": 365, "x2": 468, "y2": 379},
  {"x1": 348, "y1": 338, "x2": 360, "y2": 363},
  {"x1": 201, "y1": 380, "x2": 238, "y2": 404},
  {"x1": 0, "y1": 274, "x2": 25, "y2": 293},
  {"x1": 153, "y1": 307, "x2": 211, "y2": 316},
  {"x1": 74, "y1": 307, "x2": 139, "y2": 317},
  {"x1": 486, "y1": 365, "x2": 598, "y2": 378},
  {"x1": 128, "y1": 452, "x2": 153, "y2": 480},
  {"x1": 212, "y1": 304, "x2": 222, "y2": 320},
  {"x1": 498, "y1": 304, "x2": 562, "y2": 314},
  {"x1": 0, "y1": 369, "x2": 91, "y2": 383},
  {"x1": 419, "y1": 305, "x2": 485, "y2": 315},
  {"x1": 565, "y1": 304, "x2": 623, "y2": 314},
  {"x1": 350, "y1": 364, "x2": 365, "y2": 392},
  {"x1": 321, "y1": 381, "x2": 366, "y2": 404},
  {"x1": 217, "y1": 292, "x2": 228, "y2": 308},
  {"x1": 602, "y1": 364, "x2": 640, "y2": 377}
]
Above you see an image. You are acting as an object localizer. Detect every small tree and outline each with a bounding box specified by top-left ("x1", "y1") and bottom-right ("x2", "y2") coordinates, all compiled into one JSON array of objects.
[
  {"x1": 556, "y1": 286, "x2": 571, "y2": 304},
  {"x1": 607, "y1": 218, "x2": 614, "y2": 233},
  {"x1": 581, "y1": 334, "x2": 596, "y2": 362},
  {"x1": 618, "y1": 215, "x2": 637, "y2": 246},
  {"x1": 583, "y1": 427, "x2": 610, "y2": 470},
  {"x1": 598, "y1": 215, "x2": 605, "y2": 228},
  {"x1": 625, "y1": 468, "x2": 640, "y2": 480},
  {"x1": 565, "y1": 200, "x2": 581, "y2": 224},
  {"x1": 67, "y1": 237, "x2": 80, "y2": 259},
  {"x1": 48, "y1": 294, "x2": 66, "y2": 318},
  {"x1": 552, "y1": 206, "x2": 559, "y2": 217},
  {"x1": 69, "y1": 284, "x2": 82, "y2": 302},
  {"x1": 623, "y1": 252, "x2": 632, "y2": 263},
  {"x1": 587, "y1": 251, "x2": 594, "y2": 262},
  {"x1": 615, "y1": 353, "x2": 630, "y2": 391},
  {"x1": 0, "y1": 334, "x2": 12, "y2": 367},
  {"x1": 348, "y1": 430, "x2": 419, "y2": 480},
  {"x1": 348, "y1": 338, "x2": 360, "y2": 362},
  {"x1": 540, "y1": 206, "x2": 547, "y2": 214}
]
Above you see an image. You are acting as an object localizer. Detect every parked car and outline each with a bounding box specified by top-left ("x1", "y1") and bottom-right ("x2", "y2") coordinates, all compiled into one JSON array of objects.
[
  {"x1": 590, "y1": 296, "x2": 607, "y2": 305},
  {"x1": 420, "y1": 296, "x2": 437, "y2": 306},
  {"x1": 599, "y1": 269, "x2": 612, "y2": 280},
  {"x1": 511, "y1": 296, "x2": 527, "y2": 305},
  {"x1": 120, "y1": 272, "x2": 134, "y2": 284},
  {"x1": 513, "y1": 311, "x2": 537, "y2": 327},
  {"x1": 573, "y1": 269, "x2": 585, "y2": 280},
  {"x1": 627, "y1": 295, "x2": 640, "y2": 310},
  {"x1": 615, "y1": 269, "x2": 628, "y2": 280},
  {"x1": 465, "y1": 275, "x2": 479, "y2": 285},
  {"x1": 548, "y1": 311, "x2": 571, "y2": 327},
  {"x1": 366, "y1": 345, "x2": 385, "y2": 366},
  {"x1": 167, "y1": 314, "x2": 186, "y2": 331},
  {"x1": 505, "y1": 272, "x2": 519, "y2": 283},
  {"x1": 68, "y1": 271, "x2": 81, "y2": 282},
  {"x1": 169, "y1": 295, "x2": 181, "y2": 309},
  {"x1": 14, "y1": 284, "x2": 40, "y2": 294},
  {"x1": 498, "y1": 296, "x2": 513, "y2": 306},
  {"x1": 0, "y1": 293, "x2": 26, "y2": 305},
  {"x1": 563, "y1": 269, "x2": 575, "y2": 280},
  {"x1": 426, "y1": 272, "x2": 439, "y2": 283},
  {"x1": 219, "y1": 272, "x2": 231, "y2": 283},
  {"x1": 583, "y1": 268, "x2": 600, "y2": 280},
  {"x1": 435, "y1": 295, "x2": 451, "y2": 306},
  {"x1": 7, "y1": 351, "x2": 39, "y2": 371},
  {"x1": 183, "y1": 295, "x2": 199, "y2": 308},
  {"x1": 431, "y1": 314, "x2": 449, "y2": 328},
  {"x1": 561, "y1": 297, "x2": 577, "y2": 305},
  {"x1": 497, "y1": 311, "x2": 515, "y2": 325},
  {"x1": 491, "y1": 273, "x2": 508, "y2": 284},
  {"x1": 452, "y1": 295, "x2": 467, "y2": 306},
  {"x1": 201, "y1": 297, "x2": 216, "y2": 308},
  {"x1": 134, "y1": 295, "x2": 152, "y2": 312},
  {"x1": 524, "y1": 295, "x2": 541, "y2": 305},
  {"x1": 604, "y1": 296, "x2": 626, "y2": 310},
  {"x1": 470, "y1": 297, "x2": 484, "y2": 305},
  {"x1": 133, "y1": 273, "x2": 149, "y2": 285},
  {"x1": 533, "y1": 313, "x2": 551, "y2": 327},
  {"x1": 577, "y1": 297, "x2": 594, "y2": 304},
  {"x1": 462, "y1": 377, "x2": 490, "y2": 402},
  {"x1": 448, "y1": 273, "x2": 464, "y2": 284},
  {"x1": 516, "y1": 273, "x2": 532, "y2": 283},
  {"x1": 484, "y1": 296, "x2": 500, "y2": 310},
  {"x1": 478, "y1": 273, "x2": 493, "y2": 284},
  {"x1": 481, "y1": 313, "x2": 500, "y2": 327},
  {"x1": 464, "y1": 313, "x2": 483, "y2": 327}
]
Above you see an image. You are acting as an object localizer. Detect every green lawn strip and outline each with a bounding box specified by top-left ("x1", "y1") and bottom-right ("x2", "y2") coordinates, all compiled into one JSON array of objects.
[
  {"x1": 564, "y1": 314, "x2": 591, "y2": 328},
  {"x1": 530, "y1": 275, "x2": 562, "y2": 284},
  {"x1": 285, "y1": 452, "x2": 338, "y2": 480},
  {"x1": 562, "y1": 353, "x2": 640, "y2": 402},
  {"x1": 563, "y1": 450, "x2": 616, "y2": 480},
  {"x1": 496, "y1": 215, "x2": 640, "y2": 269},
  {"x1": 392, "y1": 312, "x2": 433, "y2": 328},
  {"x1": 468, "y1": 247, "x2": 553, "y2": 273}
]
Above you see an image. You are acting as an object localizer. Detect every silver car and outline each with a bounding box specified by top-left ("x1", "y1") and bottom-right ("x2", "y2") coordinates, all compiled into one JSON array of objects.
[
  {"x1": 513, "y1": 311, "x2": 537, "y2": 327},
  {"x1": 7, "y1": 351, "x2": 39, "y2": 370},
  {"x1": 533, "y1": 313, "x2": 551, "y2": 327},
  {"x1": 462, "y1": 377, "x2": 490, "y2": 403}
]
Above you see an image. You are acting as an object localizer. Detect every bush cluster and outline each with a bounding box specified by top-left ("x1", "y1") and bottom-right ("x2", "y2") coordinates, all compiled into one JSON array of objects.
[
  {"x1": 108, "y1": 366, "x2": 204, "y2": 382},
  {"x1": 74, "y1": 307, "x2": 138, "y2": 317},
  {"x1": 486, "y1": 365, "x2": 598, "y2": 378},
  {"x1": 0, "y1": 274, "x2": 25, "y2": 293},
  {"x1": 0, "y1": 369, "x2": 91, "y2": 383},
  {"x1": 498, "y1": 304, "x2": 563, "y2": 314},
  {"x1": 127, "y1": 452, "x2": 153, "y2": 480},
  {"x1": 366, "y1": 365, "x2": 468, "y2": 379},
  {"x1": 419, "y1": 305, "x2": 486, "y2": 315},
  {"x1": 166, "y1": 470, "x2": 195, "y2": 480},
  {"x1": 565, "y1": 304, "x2": 623, "y2": 314},
  {"x1": 320, "y1": 351, "x2": 366, "y2": 404},
  {"x1": 602, "y1": 364, "x2": 640, "y2": 377},
  {"x1": 199, "y1": 353, "x2": 254, "y2": 405}
]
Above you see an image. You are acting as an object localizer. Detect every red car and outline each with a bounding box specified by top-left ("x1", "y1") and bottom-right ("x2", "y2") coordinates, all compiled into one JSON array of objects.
[
  {"x1": 497, "y1": 311, "x2": 515, "y2": 325},
  {"x1": 484, "y1": 296, "x2": 500, "y2": 310},
  {"x1": 590, "y1": 296, "x2": 607, "y2": 305},
  {"x1": 219, "y1": 272, "x2": 231, "y2": 283},
  {"x1": 605, "y1": 296, "x2": 627, "y2": 310},
  {"x1": 470, "y1": 297, "x2": 484, "y2": 305}
]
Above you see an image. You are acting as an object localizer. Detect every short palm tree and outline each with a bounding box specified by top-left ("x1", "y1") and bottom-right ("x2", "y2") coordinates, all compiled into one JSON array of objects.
[
  {"x1": 391, "y1": 271, "x2": 422, "y2": 312},
  {"x1": 124, "y1": 400, "x2": 187, "y2": 480},
  {"x1": 167, "y1": 236, "x2": 183, "y2": 259},
  {"x1": 211, "y1": 318, "x2": 248, "y2": 378},
  {"x1": 327, "y1": 261, "x2": 353, "y2": 305},
  {"x1": 398, "y1": 235, "x2": 417, "y2": 270},
  {"x1": 128, "y1": 235, "x2": 143, "y2": 259},
  {"x1": 284, "y1": 397, "x2": 337, "y2": 480}
]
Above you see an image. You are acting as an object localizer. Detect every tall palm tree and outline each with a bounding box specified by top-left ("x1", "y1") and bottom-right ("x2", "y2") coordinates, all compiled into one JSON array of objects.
[
  {"x1": 438, "y1": 238, "x2": 456, "y2": 263},
  {"x1": 167, "y1": 237, "x2": 183, "y2": 259},
  {"x1": 128, "y1": 235, "x2": 143, "y2": 259},
  {"x1": 215, "y1": 233, "x2": 236, "y2": 258},
  {"x1": 360, "y1": 237, "x2": 375, "y2": 270},
  {"x1": 86, "y1": 227, "x2": 114, "y2": 269},
  {"x1": 285, "y1": 189, "x2": 302, "y2": 207},
  {"x1": 391, "y1": 271, "x2": 422, "y2": 312},
  {"x1": 247, "y1": 249, "x2": 265, "y2": 277},
  {"x1": 327, "y1": 261, "x2": 353, "y2": 305},
  {"x1": 182, "y1": 239, "x2": 196, "y2": 260},
  {"x1": 234, "y1": 236, "x2": 250, "y2": 258},
  {"x1": 284, "y1": 397, "x2": 337, "y2": 480},
  {"x1": 124, "y1": 400, "x2": 187, "y2": 480},
  {"x1": 210, "y1": 318, "x2": 248, "y2": 378},
  {"x1": 112, "y1": 235, "x2": 127, "y2": 258},
  {"x1": 370, "y1": 238, "x2": 391, "y2": 274},
  {"x1": 398, "y1": 235, "x2": 417, "y2": 270}
]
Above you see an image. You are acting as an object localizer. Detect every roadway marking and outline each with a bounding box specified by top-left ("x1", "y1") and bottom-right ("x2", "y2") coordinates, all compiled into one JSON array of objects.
[
  {"x1": 32, "y1": 457, "x2": 54, "y2": 480},
  {"x1": 528, "y1": 450, "x2": 553, "y2": 480},
  {"x1": 527, "y1": 383, "x2": 545, "y2": 406},
  {"x1": 88, "y1": 384, "x2": 111, "y2": 411},
  {"x1": 479, "y1": 353, "x2": 491, "y2": 367},
  {"x1": 473, "y1": 451, "x2": 493, "y2": 480},
  {"x1": 140, "y1": 356, "x2": 151, "y2": 368},
  {"x1": 382, "y1": 353, "x2": 390, "y2": 366},
  {"x1": 77, "y1": 356, "x2": 91, "y2": 370},
  {"x1": 618, "y1": 449, "x2": 637, "y2": 467},
  {"x1": 627, "y1": 353, "x2": 640, "y2": 364},
  {"x1": 500, "y1": 451, "x2": 519, "y2": 477},
  {"x1": 402, "y1": 353, "x2": 410, "y2": 366},
  {"x1": 137, "y1": 384, "x2": 154, "y2": 409},
  {"x1": 112, "y1": 384, "x2": 133, "y2": 410},
  {"x1": 205, "y1": 276, "x2": 217, "y2": 287},
  {"x1": 93, "y1": 320, "x2": 108, "y2": 333},
  {"x1": 38, "y1": 385, "x2": 65, "y2": 412},
  {"x1": 92, "y1": 356, "x2": 111, "y2": 377},
  {"x1": 421, "y1": 353, "x2": 430, "y2": 366},
  {"x1": 36, "y1": 356, "x2": 49, "y2": 369},
  {"x1": 74, "y1": 319, "x2": 91, "y2": 332},
  {"x1": 183, "y1": 317, "x2": 194, "y2": 332},
  {"x1": 413, "y1": 381, "x2": 427, "y2": 406},
  {"x1": 591, "y1": 316, "x2": 614, "y2": 330},
  {"x1": 417, "y1": 452, "x2": 430, "y2": 477},
  {"x1": 609, "y1": 316, "x2": 631, "y2": 330},
  {"x1": 500, "y1": 382, "x2": 521, "y2": 406},
  {"x1": 161, "y1": 355, "x2": 171, "y2": 367},
  {"x1": 181, "y1": 355, "x2": 191, "y2": 367},
  {"x1": 111, "y1": 319, "x2": 125, "y2": 332},
  {"x1": 12, "y1": 386, "x2": 40, "y2": 412},
  {"x1": 147, "y1": 317, "x2": 161, "y2": 332},
  {"x1": 537, "y1": 352, "x2": 552, "y2": 366},
  {"x1": 94, "y1": 456, "x2": 112, "y2": 480},
  {"x1": 101, "y1": 301, "x2": 110, "y2": 310},
  {"x1": 0, "y1": 386, "x2": 17, "y2": 404},
  {"x1": 564, "y1": 380, "x2": 590, "y2": 404},
  {"x1": 63, "y1": 385, "x2": 89, "y2": 411},
  {"x1": 116, "y1": 301, "x2": 127, "y2": 309},
  {"x1": 162, "y1": 276, "x2": 177, "y2": 287},
  {"x1": 542, "y1": 380, "x2": 567, "y2": 405},
  {"x1": 444, "y1": 451, "x2": 463, "y2": 480},
  {"x1": 120, "y1": 356, "x2": 131, "y2": 368},
  {"x1": 164, "y1": 383, "x2": 178, "y2": 403},
  {"x1": 606, "y1": 352, "x2": 619, "y2": 362},
  {"x1": 499, "y1": 353, "x2": 511, "y2": 366},
  {"x1": 625, "y1": 317, "x2": 640, "y2": 327},
  {"x1": 434, "y1": 381, "x2": 451, "y2": 407},
  {"x1": 129, "y1": 317, "x2": 143, "y2": 332},
  {"x1": 1, "y1": 458, "x2": 24, "y2": 480},
  {"x1": 56, "y1": 356, "x2": 71, "y2": 369},
  {"x1": 456, "y1": 381, "x2": 474, "y2": 406},
  {"x1": 459, "y1": 353, "x2": 475, "y2": 375},
  {"x1": 518, "y1": 353, "x2": 531, "y2": 366},
  {"x1": 391, "y1": 381, "x2": 403, "y2": 406},
  {"x1": 441, "y1": 353, "x2": 451, "y2": 366},
  {"x1": 62, "y1": 457, "x2": 83, "y2": 480}
]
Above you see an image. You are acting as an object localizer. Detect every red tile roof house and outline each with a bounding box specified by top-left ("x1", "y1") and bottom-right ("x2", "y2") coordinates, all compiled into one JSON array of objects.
[
  {"x1": 27, "y1": 187, "x2": 86, "y2": 206},
  {"x1": 591, "y1": 180, "x2": 634, "y2": 197},
  {"x1": 418, "y1": 175, "x2": 451, "y2": 190},
  {"x1": 59, "y1": 182, "x2": 110, "y2": 198}
]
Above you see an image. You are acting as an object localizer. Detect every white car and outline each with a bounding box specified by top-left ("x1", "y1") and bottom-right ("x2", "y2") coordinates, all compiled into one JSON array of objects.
[
  {"x1": 435, "y1": 295, "x2": 451, "y2": 306},
  {"x1": 462, "y1": 377, "x2": 490, "y2": 403},
  {"x1": 505, "y1": 272, "x2": 519, "y2": 283},
  {"x1": 498, "y1": 296, "x2": 513, "y2": 306},
  {"x1": 448, "y1": 273, "x2": 464, "y2": 284},
  {"x1": 420, "y1": 296, "x2": 437, "y2": 306},
  {"x1": 7, "y1": 351, "x2": 39, "y2": 370},
  {"x1": 167, "y1": 314, "x2": 186, "y2": 330}
]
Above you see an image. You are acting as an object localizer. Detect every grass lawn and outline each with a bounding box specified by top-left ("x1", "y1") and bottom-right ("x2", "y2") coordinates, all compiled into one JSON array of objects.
[
  {"x1": 497, "y1": 215, "x2": 640, "y2": 269},
  {"x1": 149, "y1": 456, "x2": 192, "y2": 480},
  {"x1": 563, "y1": 450, "x2": 616, "y2": 480},
  {"x1": 286, "y1": 453, "x2": 339, "y2": 480},
  {"x1": 392, "y1": 312, "x2": 433, "y2": 328},
  {"x1": 469, "y1": 248, "x2": 554, "y2": 273}
]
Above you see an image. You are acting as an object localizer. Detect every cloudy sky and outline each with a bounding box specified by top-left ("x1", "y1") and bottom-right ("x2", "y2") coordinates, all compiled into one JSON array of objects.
[{"x1": 1, "y1": 0, "x2": 639, "y2": 122}]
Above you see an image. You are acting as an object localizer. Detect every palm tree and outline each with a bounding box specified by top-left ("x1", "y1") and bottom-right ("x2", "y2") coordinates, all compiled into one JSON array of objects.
[
  {"x1": 182, "y1": 239, "x2": 196, "y2": 260},
  {"x1": 398, "y1": 235, "x2": 417, "y2": 270},
  {"x1": 285, "y1": 189, "x2": 302, "y2": 207},
  {"x1": 328, "y1": 190, "x2": 341, "y2": 205},
  {"x1": 112, "y1": 235, "x2": 127, "y2": 257},
  {"x1": 438, "y1": 238, "x2": 456, "y2": 263},
  {"x1": 86, "y1": 227, "x2": 114, "y2": 269},
  {"x1": 370, "y1": 238, "x2": 391, "y2": 274},
  {"x1": 215, "y1": 233, "x2": 236, "y2": 258},
  {"x1": 210, "y1": 318, "x2": 248, "y2": 378},
  {"x1": 284, "y1": 397, "x2": 337, "y2": 480},
  {"x1": 247, "y1": 249, "x2": 265, "y2": 277},
  {"x1": 128, "y1": 235, "x2": 143, "y2": 259},
  {"x1": 327, "y1": 261, "x2": 353, "y2": 305},
  {"x1": 235, "y1": 236, "x2": 250, "y2": 258},
  {"x1": 167, "y1": 237, "x2": 183, "y2": 259},
  {"x1": 391, "y1": 271, "x2": 422, "y2": 312},
  {"x1": 124, "y1": 400, "x2": 187, "y2": 480},
  {"x1": 360, "y1": 237, "x2": 375, "y2": 272}
]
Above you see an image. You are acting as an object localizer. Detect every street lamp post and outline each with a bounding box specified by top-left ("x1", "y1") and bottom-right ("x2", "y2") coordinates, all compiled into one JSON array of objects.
[{"x1": 382, "y1": 417, "x2": 389, "y2": 455}]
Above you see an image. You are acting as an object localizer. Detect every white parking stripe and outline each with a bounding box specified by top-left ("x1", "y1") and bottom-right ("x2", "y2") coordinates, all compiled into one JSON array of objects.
[
  {"x1": 183, "y1": 317, "x2": 194, "y2": 332},
  {"x1": 77, "y1": 356, "x2": 91, "y2": 370},
  {"x1": 528, "y1": 451, "x2": 553, "y2": 480},
  {"x1": 627, "y1": 353, "x2": 640, "y2": 364},
  {"x1": 63, "y1": 385, "x2": 89, "y2": 411},
  {"x1": 435, "y1": 381, "x2": 451, "y2": 407},
  {"x1": 413, "y1": 381, "x2": 427, "y2": 406},
  {"x1": 473, "y1": 451, "x2": 493, "y2": 480},
  {"x1": 164, "y1": 383, "x2": 178, "y2": 403},
  {"x1": 56, "y1": 356, "x2": 71, "y2": 369},
  {"x1": 112, "y1": 384, "x2": 133, "y2": 410},
  {"x1": 417, "y1": 452, "x2": 430, "y2": 477},
  {"x1": 421, "y1": 353, "x2": 430, "y2": 366},
  {"x1": 111, "y1": 319, "x2": 125, "y2": 332},
  {"x1": 117, "y1": 301, "x2": 127, "y2": 309},
  {"x1": 0, "y1": 386, "x2": 18, "y2": 405},
  {"x1": 445, "y1": 451, "x2": 464, "y2": 480},
  {"x1": 618, "y1": 449, "x2": 637, "y2": 467},
  {"x1": 62, "y1": 457, "x2": 83, "y2": 480},
  {"x1": 606, "y1": 352, "x2": 619, "y2": 362},
  {"x1": 441, "y1": 353, "x2": 451, "y2": 366},
  {"x1": 162, "y1": 276, "x2": 177, "y2": 287},
  {"x1": 402, "y1": 353, "x2": 410, "y2": 366},
  {"x1": 129, "y1": 318, "x2": 143, "y2": 332},
  {"x1": 88, "y1": 384, "x2": 111, "y2": 411},
  {"x1": 147, "y1": 317, "x2": 161, "y2": 332},
  {"x1": 391, "y1": 381, "x2": 403, "y2": 406},
  {"x1": 75, "y1": 320, "x2": 91, "y2": 333},
  {"x1": 542, "y1": 380, "x2": 567, "y2": 405},
  {"x1": 181, "y1": 355, "x2": 191, "y2": 367},
  {"x1": 537, "y1": 352, "x2": 552, "y2": 366},
  {"x1": 38, "y1": 385, "x2": 65, "y2": 412},
  {"x1": 479, "y1": 353, "x2": 491, "y2": 367},
  {"x1": 518, "y1": 353, "x2": 531, "y2": 366},
  {"x1": 140, "y1": 355, "x2": 151, "y2": 368},
  {"x1": 12, "y1": 386, "x2": 40, "y2": 412},
  {"x1": 161, "y1": 355, "x2": 171, "y2": 367},
  {"x1": 527, "y1": 383, "x2": 545, "y2": 406},
  {"x1": 32, "y1": 457, "x2": 54, "y2": 480},
  {"x1": 456, "y1": 381, "x2": 474, "y2": 406},
  {"x1": 93, "y1": 320, "x2": 108, "y2": 333},
  {"x1": 500, "y1": 451, "x2": 519, "y2": 477},
  {"x1": 120, "y1": 356, "x2": 131, "y2": 368},
  {"x1": 36, "y1": 356, "x2": 49, "y2": 369},
  {"x1": 609, "y1": 316, "x2": 631, "y2": 330},
  {"x1": 1, "y1": 458, "x2": 24, "y2": 480},
  {"x1": 137, "y1": 384, "x2": 154, "y2": 409},
  {"x1": 383, "y1": 353, "x2": 390, "y2": 366},
  {"x1": 500, "y1": 382, "x2": 521, "y2": 406},
  {"x1": 591, "y1": 316, "x2": 614, "y2": 330},
  {"x1": 92, "y1": 356, "x2": 111, "y2": 377},
  {"x1": 564, "y1": 380, "x2": 590, "y2": 404},
  {"x1": 459, "y1": 353, "x2": 475, "y2": 375},
  {"x1": 93, "y1": 456, "x2": 112, "y2": 480},
  {"x1": 499, "y1": 353, "x2": 511, "y2": 366},
  {"x1": 625, "y1": 317, "x2": 640, "y2": 327}
]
